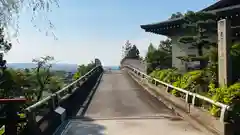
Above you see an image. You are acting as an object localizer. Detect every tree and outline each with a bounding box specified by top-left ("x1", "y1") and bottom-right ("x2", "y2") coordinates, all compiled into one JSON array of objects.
[
  {"x1": 145, "y1": 43, "x2": 171, "y2": 74},
  {"x1": 122, "y1": 40, "x2": 140, "y2": 59},
  {"x1": 0, "y1": 0, "x2": 59, "y2": 36},
  {"x1": 73, "y1": 61, "x2": 97, "y2": 80},
  {"x1": 127, "y1": 45, "x2": 140, "y2": 59},
  {"x1": 177, "y1": 11, "x2": 240, "y2": 87},
  {"x1": 47, "y1": 76, "x2": 64, "y2": 93},
  {"x1": 148, "y1": 43, "x2": 156, "y2": 53},
  {"x1": 0, "y1": 27, "x2": 15, "y2": 98},
  {"x1": 159, "y1": 38, "x2": 172, "y2": 54},
  {"x1": 122, "y1": 40, "x2": 132, "y2": 58},
  {"x1": 170, "y1": 12, "x2": 183, "y2": 19},
  {"x1": 32, "y1": 56, "x2": 54, "y2": 101},
  {"x1": 178, "y1": 11, "x2": 217, "y2": 69}
]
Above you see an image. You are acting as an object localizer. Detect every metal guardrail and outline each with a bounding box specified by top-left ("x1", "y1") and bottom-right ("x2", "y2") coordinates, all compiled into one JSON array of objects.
[{"x1": 123, "y1": 65, "x2": 230, "y2": 123}]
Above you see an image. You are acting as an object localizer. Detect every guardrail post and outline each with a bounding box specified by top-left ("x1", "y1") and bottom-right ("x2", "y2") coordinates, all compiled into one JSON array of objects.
[
  {"x1": 185, "y1": 93, "x2": 191, "y2": 113},
  {"x1": 49, "y1": 94, "x2": 58, "y2": 110},
  {"x1": 26, "y1": 110, "x2": 39, "y2": 135},
  {"x1": 165, "y1": 85, "x2": 169, "y2": 92},
  {"x1": 192, "y1": 94, "x2": 196, "y2": 106},
  {"x1": 76, "y1": 80, "x2": 81, "y2": 88},
  {"x1": 185, "y1": 93, "x2": 190, "y2": 103},
  {"x1": 68, "y1": 85, "x2": 73, "y2": 94},
  {"x1": 220, "y1": 106, "x2": 228, "y2": 123}
]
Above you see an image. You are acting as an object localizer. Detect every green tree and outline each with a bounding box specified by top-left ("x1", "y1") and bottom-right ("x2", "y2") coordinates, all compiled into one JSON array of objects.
[
  {"x1": 0, "y1": 28, "x2": 15, "y2": 98},
  {"x1": 145, "y1": 43, "x2": 171, "y2": 74},
  {"x1": 123, "y1": 40, "x2": 132, "y2": 58},
  {"x1": 47, "y1": 76, "x2": 64, "y2": 93},
  {"x1": 127, "y1": 45, "x2": 140, "y2": 59},
  {"x1": 178, "y1": 11, "x2": 217, "y2": 69},
  {"x1": 159, "y1": 38, "x2": 172, "y2": 54},
  {"x1": 0, "y1": 0, "x2": 58, "y2": 36},
  {"x1": 170, "y1": 12, "x2": 183, "y2": 19},
  {"x1": 148, "y1": 43, "x2": 156, "y2": 53},
  {"x1": 73, "y1": 61, "x2": 97, "y2": 80},
  {"x1": 32, "y1": 56, "x2": 54, "y2": 101}
]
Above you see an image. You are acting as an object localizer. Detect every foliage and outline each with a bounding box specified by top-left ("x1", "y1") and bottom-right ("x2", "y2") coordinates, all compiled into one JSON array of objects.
[
  {"x1": 0, "y1": 0, "x2": 59, "y2": 38},
  {"x1": 32, "y1": 56, "x2": 55, "y2": 101},
  {"x1": 0, "y1": 28, "x2": 12, "y2": 52},
  {"x1": 208, "y1": 83, "x2": 240, "y2": 105},
  {"x1": 145, "y1": 40, "x2": 172, "y2": 74},
  {"x1": 170, "y1": 12, "x2": 183, "y2": 19},
  {"x1": 0, "y1": 126, "x2": 4, "y2": 135},
  {"x1": 159, "y1": 38, "x2": 172, "y2": 54},
  {"x1": 73, "y1": 61, "x2": 96, "y2": 80},
  {"x1": 178, "y1": 11, "x2": 217, "y2": 69},
  {"x1": 208, "y1": 82, "x2": 240, "y2": 116},
  {"x1": 146, "y1": 10, "x2": 240, "y2": 118},
  {"x1": 47, "y1": 76, "x2": 64, "y2": 93},
  {"x1": 150, "y1": 68, "x2": 180, "y2": 84},
  {"x1": 122, "y1": 40, "x2": 140, "y2": 59}
]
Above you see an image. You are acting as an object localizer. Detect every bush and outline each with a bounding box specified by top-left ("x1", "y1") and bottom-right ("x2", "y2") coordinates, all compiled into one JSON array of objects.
[
  {"x1": 208, "y1": 83, "x2": 240, "y2": 105},
  {"x1": 208, "y1": 83, "x2": 240, "y2": 116},
  {"x1": 150, "y1": 68, "x2": 240, "y2": 117},
  {"x1": 150, "y1": 68, "x2": 181, "y2": 83},
  {"x1": 151, "y1": 69, "x2": 204, "y2": 92}
]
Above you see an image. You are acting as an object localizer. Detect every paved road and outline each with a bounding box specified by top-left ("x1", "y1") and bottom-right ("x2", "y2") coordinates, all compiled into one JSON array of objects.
[
  {"x1": 122, "y1": 59, "x2": 146, "y2": 73},
  {"x1": 57, "y1": 70, "x2": 206, "y2": 135},
  {"x1": 84, "y1": 70, "x2": 172, "y2": 118}
]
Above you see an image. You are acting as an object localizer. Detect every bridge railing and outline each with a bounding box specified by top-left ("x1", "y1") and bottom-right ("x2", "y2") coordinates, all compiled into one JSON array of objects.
[
  {"x1": 19, "y1": 65, "x2": 103, "y2": 135},
  {"x1": 123, "y1": 65, "x2": 230, "y2": 123}
]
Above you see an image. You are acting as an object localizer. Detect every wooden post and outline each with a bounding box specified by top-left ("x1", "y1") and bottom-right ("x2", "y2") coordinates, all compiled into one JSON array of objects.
[
  {"x1": 5, "y1": 103, "x2": 18, "y2": 135},
  {"x1": 0, "y1": 98, "x2": 27, "y2": 135},
  {"x1": 218, "y1": 19, "x2": 232, "y2": 87}
]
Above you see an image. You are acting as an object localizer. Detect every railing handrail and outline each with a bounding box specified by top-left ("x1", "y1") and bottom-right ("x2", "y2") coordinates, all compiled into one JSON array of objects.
[
  {"x1": 25, "y1": 65, "x2": 101, "y2": 112},
  {"x1": 123, "y1": 64, "x2": 230, "y2": 122}
]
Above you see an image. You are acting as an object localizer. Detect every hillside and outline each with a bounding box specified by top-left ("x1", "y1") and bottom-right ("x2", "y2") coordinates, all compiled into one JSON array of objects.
[{"x1": 7, "y1": 63, "x2": 78, "y2": 72}]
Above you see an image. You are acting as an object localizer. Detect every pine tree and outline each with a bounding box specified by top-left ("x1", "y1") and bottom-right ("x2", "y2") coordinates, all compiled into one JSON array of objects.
[{"x1": 178, "y1": 11, "x2": 217, "y2": 70}]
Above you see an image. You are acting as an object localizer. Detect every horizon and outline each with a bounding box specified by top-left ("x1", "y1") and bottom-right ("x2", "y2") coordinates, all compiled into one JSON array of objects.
[
  {"x1": 5, "y1": 0, "x2": 216, "y2": 65},
  {"x1": 7, "y1": 62, "x2": 120, "y2": 67}
]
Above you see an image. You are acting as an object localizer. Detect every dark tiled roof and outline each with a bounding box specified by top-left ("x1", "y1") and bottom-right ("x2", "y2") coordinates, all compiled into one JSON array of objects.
[
  {"x1": 202, "y1": 0, "x2": 240, "y2": 11},
  {"x1": 141, "y1": 0, "x2": 240, "y2": 31},
  {"x1": 140, "y1": 17, "x2": 184, "y2": 29}
]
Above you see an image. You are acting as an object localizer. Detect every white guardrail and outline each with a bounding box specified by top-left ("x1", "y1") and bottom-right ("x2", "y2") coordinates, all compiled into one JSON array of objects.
[{"x1": 124, "y1": 65, "x2": 230, "y2": 123}]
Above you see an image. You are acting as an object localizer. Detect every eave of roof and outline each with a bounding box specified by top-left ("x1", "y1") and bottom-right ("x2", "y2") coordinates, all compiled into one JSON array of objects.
[
  {"x1": 141, "y1": 0, "x2": 240, "y2": 31},
  {"x1": 140, "y1": 17, "x2": 184, "y2": 29},
  {"x1": 202, "y1": 0, "x2": 240, "y2": 11}
]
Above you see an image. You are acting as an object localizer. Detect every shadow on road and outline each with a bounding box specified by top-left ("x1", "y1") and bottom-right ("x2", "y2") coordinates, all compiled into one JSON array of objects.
[{"x1": 54, "y1": 117, "x2": 106, "y2": 135}]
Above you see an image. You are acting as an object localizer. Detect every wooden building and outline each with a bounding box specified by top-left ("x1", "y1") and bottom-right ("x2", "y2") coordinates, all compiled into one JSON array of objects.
[{"x1": 141, "y1": 0, "x2": 240, "y2": 72}]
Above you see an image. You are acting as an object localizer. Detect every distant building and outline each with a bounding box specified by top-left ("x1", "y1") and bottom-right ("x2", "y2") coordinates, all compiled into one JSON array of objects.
[{"x1": 141, "y1": 0, "x2": 240, "y2": 72}]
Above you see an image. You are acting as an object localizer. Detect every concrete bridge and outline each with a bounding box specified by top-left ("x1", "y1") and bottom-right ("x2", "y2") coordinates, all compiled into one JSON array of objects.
[{"x1": 0, "y1": 59, "x2": 238, "y2": 135}]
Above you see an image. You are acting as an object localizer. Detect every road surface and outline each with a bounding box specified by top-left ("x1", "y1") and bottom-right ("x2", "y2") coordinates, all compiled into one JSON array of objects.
[
  {"x1": 56, "y1": 70, "x2": 206, "y2": 135},
  {"x1": 122, "y1": 59, "x2": 146, "y2": 73}
]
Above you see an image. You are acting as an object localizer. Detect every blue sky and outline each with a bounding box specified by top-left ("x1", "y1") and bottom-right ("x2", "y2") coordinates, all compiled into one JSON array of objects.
[{"x1": 5, "y1": 0, "x2": 216, "y2": 66}]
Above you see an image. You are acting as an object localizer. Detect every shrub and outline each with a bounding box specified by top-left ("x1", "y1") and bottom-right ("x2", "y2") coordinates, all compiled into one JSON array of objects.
[
  {"x1": 150, "y1": 68, "x2": 240, "y2": 117},
  {"x1": 207, "y1": 82, "x2": 240, "y2": 116}
]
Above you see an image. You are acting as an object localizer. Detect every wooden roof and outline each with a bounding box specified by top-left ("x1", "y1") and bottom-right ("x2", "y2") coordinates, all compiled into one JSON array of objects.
[{"x1": 141, "y1": 0, "x2": 240, "y2": 36}]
